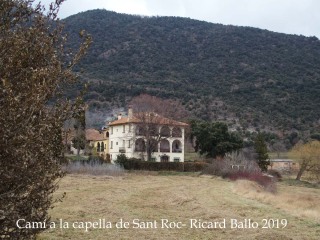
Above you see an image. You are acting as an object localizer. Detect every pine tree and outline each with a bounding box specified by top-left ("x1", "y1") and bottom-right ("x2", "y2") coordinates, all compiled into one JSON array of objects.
[{"x1": 254, "y1": 133, "x2": 270, "y2": 172}]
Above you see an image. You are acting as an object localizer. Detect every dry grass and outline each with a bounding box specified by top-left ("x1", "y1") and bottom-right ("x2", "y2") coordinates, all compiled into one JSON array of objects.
[
  {"x1": 38, "y1": 174, "x2": 320, "y2": 240},
  {"x1": 233, "y1": 180, "x2": 320, "y2": 222}
]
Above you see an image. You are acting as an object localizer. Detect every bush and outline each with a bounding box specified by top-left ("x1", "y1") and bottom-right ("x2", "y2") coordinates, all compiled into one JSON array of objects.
[
  {"x1": 114, "y1": 155, "x2": 208, "y2": 172},
  {"x1": 201, "y1": 160, "x2": 230, "y2": 177},
  {"x1": 202, "y1": 156, "x2": 261, "y2": 177},
  {"x1": 0, "y1": 1, "x2": 90, "y2": 238},
  {"x1": 64, "y1": 161, "x2": 124, "y2": 176},
  {"x1": 202, "y1": 154, "x2": 277, "y2": 192},
  {"x1": 183, "y1": 162, "x2": 209, "y2": 172},
  {"x1": 114, "y1": 153, "x2": 129, "y2": 167}
]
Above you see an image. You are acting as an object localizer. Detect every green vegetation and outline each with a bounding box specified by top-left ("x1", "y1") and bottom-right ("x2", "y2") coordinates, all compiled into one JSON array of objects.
[
  {"x1": 254, "y1": 133, "x2": 270, "y2": 172},
  {"x1": 190, "y1": 121, "x2": 243, "y2": 158},
  {"x1": 63, "y1": 10, "x2": 320, "y2": 138}
]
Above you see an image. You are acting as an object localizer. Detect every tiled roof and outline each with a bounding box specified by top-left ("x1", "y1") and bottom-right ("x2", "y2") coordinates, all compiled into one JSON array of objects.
[
  {"x1": 108, "y1": 117, "x2": 140, "y2": 126},
  {"x1": 86, "y1": 129, "x2": 108, "y2": 141},
  {"x1": 109, "y1": 114, "x2": 188, "y2": 127}
]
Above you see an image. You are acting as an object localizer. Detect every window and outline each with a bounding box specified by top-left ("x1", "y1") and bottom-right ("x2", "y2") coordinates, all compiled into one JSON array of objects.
[
  {"x1": 110, "y1": 141, "x2": 113, "y2": 149},
  {"x1": 135, "y1": 138, "x2": 145, "y2": 152},
  {"x1": 174, "y1": 158, "x2": 180, "y2": 163},
  {"x1": 150, "y1": 157, "x2": 156, "y2": 162},
  {"x1": 101, "y1": 142, "x2": 104, "y2": 152},
  {"x1": 128, "y1": 140, "x2": 131, "y2": 148},
  {"x1": 160, "y1": 126, "x2": 171, "y2": 137},
  {"x1": 123, "y1": 140, "x2": 125, "y2": 147},
  {"x1": 97, "y1": 142, "x2": 101, "y2": 152},
  {"x1": 116, "y1": 142, "x2": 118, "y2": 145},
  {"x1": 123, "y1": 125, "x2": 125, "y2": 133},
  {"x1": 111, "y1": 127, "x2": 113, "y2": 134}
]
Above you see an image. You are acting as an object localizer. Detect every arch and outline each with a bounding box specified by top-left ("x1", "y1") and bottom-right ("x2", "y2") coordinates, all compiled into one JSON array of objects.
[
  {"x1": 160, "y1": 126, "x2": 171, "y2": 137},
  {"x1": 135, "y1": 138, "x2": 145, "y2": 152},
  {"x1": 172, "y1": 140, "x2": 182, "y2": 153},
  {"x1": 160, "y1": 139, "x2": 170, "y2": 152},
  {"x1": 148, "y1": 125, "x2": 158, "y2": 136},
  {"x1": 106, "y1": 131, "x2": 109, "y2": 138},
  {"x1": 97, "y1": 142, "x2": 101, "y2": 152},
  {"x1": 172, "y1": 127, "x2": 182, "y2": 137},
  {"x1": 101, "y1": 142, "x2": 104, "y2": 152}
]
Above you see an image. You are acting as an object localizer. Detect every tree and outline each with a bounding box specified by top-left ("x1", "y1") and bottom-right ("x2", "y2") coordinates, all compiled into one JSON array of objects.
[
  {"x1": 289, "y1": 140, "x2": 320, "y2": 181},
  {"x1": 0, "y1": 1, "x2": 91, "y2": 238},
  {"x1": 271, "y1": 141, "x2": 286, "y2": 158},
  {"x1": 254, "y1": 133, "x2": 270, "y2": 172},
  {"x1": 129, "y1": 94, "x2": 189, "y2": 161},
  {"x1": 72, "y1": 101, "x2": 86, "y2": 157},
  {"x1": 190, "y1": 121, "x2": 243, "y2": 159}
]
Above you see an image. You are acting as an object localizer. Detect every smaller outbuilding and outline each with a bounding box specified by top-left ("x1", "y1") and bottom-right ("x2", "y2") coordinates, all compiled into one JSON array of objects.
[{"x1": 268, "y1": 159, "x2": 299, "y2": 172}]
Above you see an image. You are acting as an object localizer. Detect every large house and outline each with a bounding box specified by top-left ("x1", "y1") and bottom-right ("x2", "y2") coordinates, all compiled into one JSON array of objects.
[{"x1": 108, "y1": 108, "x2": 188, "y2": 163}]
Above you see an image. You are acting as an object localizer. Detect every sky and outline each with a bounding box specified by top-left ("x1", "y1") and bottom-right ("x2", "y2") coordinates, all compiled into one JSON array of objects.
[{"x1": 38, "y1": 0, "x2": 320, "y2": 38}]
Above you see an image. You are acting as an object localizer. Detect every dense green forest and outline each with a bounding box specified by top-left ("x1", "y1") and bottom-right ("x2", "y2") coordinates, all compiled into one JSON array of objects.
[{"x1": 63, "y1": 9, "x2": 320, "y2": 142}]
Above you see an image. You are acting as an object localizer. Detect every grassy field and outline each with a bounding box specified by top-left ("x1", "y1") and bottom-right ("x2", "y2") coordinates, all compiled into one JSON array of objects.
[{"x1": 39, "y1": 173, "x2": 320, "y2": 240}]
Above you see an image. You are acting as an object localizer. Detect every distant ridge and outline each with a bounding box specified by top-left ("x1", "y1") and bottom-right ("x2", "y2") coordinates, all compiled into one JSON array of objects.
[{"x1": 63, "y1": 9, "x2": 320, "y2": 134}]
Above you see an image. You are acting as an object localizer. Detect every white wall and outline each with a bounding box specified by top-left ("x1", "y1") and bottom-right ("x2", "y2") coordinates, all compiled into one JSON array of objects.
[{"x1": 109, "y1": 124, "x2": 185, "y2": 163}]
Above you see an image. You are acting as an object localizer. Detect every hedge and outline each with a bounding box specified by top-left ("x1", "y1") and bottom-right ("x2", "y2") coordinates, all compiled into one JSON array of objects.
[{"x1": 118, "y1": 159, "x2": 208, "y2": 172}]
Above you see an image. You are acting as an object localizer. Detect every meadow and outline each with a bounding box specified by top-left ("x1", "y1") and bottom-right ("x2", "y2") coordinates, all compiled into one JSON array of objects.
[{"x1": 39, "y1": 173, "x2": 320, "y2": 240}]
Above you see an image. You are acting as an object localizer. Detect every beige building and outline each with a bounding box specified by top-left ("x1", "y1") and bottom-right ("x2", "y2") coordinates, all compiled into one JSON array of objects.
[{"x1": 86, "y1": 128, "x2": 109, "y2": 160}]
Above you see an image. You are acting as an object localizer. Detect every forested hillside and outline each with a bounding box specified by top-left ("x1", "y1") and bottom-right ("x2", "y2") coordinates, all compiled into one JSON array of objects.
[{"x1": 63, "y1": 9, "x2": 320, "y2": 137}]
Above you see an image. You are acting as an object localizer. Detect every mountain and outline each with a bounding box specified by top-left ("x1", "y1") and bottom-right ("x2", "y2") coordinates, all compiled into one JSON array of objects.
[{"x1": 63, "y1": 9, "x2": 320, "y2": 137}]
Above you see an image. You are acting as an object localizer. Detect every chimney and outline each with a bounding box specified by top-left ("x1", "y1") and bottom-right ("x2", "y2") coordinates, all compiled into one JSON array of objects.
[
  {"x1": 128, "y1": 106, "x2": 133, "y2": 119},
  {"x1": 118, "y1": 113, "x2": 122, "y2": 120}
]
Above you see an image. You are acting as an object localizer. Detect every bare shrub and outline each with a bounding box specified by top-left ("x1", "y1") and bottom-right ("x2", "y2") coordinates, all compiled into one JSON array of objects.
[
  {"x1": 64, "y1": 161, "x2": 125, "y2": 176},
  {"x1": 227, "y1": 171, "x2": 277, "y2": 193},
  {"x1": 0, "y1": 1, "x2": 91, "y2": 238},
  {"x1": 202, "y1": 151, "x2": 260, "y2": 177},
  {"x1": 203, "y1": 151, "x2": 276, "y2": 192}
]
